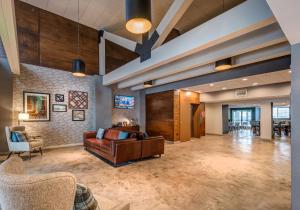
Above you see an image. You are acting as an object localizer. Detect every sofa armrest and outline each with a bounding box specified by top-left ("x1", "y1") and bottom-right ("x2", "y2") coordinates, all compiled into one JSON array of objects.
[
  {"x1": 114, "y1": 140, "x2": 141, "y2": 163},
  {"x1": 83, "y1": 131, "x2": 97, "y2": 140},
  {"x1": 141, "y1": 136, "x2": 165, "y2": 158}
]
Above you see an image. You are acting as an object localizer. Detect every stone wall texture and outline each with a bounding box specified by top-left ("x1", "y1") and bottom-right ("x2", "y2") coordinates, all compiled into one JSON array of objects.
[{"x1": 13, "y1": 64, "x2": 97, "y2": 147}]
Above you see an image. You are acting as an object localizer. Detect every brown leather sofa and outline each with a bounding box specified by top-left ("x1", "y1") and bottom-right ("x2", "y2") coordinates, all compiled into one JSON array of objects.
[{"x1": 83, "y1": 129, "x2": 164, "y2": 166}]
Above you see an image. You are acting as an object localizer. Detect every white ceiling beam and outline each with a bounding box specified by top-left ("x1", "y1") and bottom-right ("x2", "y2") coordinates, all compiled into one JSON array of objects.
[
  {"x1": 152, "y1": 0, "x2": 193, "y2": 49},
  {"x1": 102, "y1": 30, "x2": 137, "y2": 52},
  {"x1": 118, "y1": 24, "x2": 286, "y2": 89},
  {"x1": 131, "y1": 43, "x2": 291, "y2": 91},
  {"x1": 0, "y1": 0, "x2": 20, "y2": 74},
  {"x1": 103, "y1": 0, "x2": 276, "y2": 86},
  {"x1": 266, "y1": 0, "x2": 300, "y2": 44}
]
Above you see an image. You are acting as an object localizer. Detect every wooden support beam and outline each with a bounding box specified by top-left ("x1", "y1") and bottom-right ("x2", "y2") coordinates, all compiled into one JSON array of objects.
[
  {"x1": 0, "y1": 0, "x2": 20, "y2": 74},
  {"x1": 103, "y1": 0, "x2": 276, "y2": 86},
  {"x1": 152, "y1": 0, "x2": 193, "y2": 49}
]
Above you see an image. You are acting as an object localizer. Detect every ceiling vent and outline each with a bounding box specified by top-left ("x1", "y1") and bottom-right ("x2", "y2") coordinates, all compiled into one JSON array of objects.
[{"x1": 235, "y1": 89, "x2": 248, "y2": 97}]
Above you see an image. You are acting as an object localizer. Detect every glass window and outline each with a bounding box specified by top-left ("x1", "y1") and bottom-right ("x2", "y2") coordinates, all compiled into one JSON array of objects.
[{"x1": 273, "y1": 107, "x2": 290, "y2": 119}]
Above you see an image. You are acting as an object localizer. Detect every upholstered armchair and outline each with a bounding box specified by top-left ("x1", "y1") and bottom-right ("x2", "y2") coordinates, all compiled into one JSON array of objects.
[
  {"x1": 0, "y1": 156, "x2": 77, "y2": 210},
  {"x1": 0, "y1": 157, "x2": 131, "y2": 210},
  {"x1": 5, "y1": 126, "x2": 43, "y2": 159}
]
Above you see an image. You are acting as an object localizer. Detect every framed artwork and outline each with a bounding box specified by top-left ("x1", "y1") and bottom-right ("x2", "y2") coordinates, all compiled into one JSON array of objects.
[
  {"x1": 23, "y1": 92, "x2": 50, "y2": 121},
  {"x1": 55, "y1": 94, "x2": 64, "y2": 102},
  {"x1": 72, "y1": 110, "x2": 85, "y2": 121},
  {"x1": 52, "y1": 104, "x2": 67, "y2": 112},
  {"x1": 69, "y1": 91, "x2": 88, "y2": 109}
]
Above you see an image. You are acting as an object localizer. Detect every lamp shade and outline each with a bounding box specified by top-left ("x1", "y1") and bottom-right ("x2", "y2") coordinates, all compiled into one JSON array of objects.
[
  {"x1": 215, "y1": 58, "x2": 232, "y2": 71},
  {"x1": 18, "y1": 112, "x2": 29, "y2": 121},
  {"x1": 72, "y1": 59, "x2": 86, "y2": 77},
  {"x1": 126, "y1": 0, "x2": 152, "y2": 34}
]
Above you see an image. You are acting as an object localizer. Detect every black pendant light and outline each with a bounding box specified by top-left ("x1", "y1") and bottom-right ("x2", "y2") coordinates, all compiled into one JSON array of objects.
[
  {"x1": 125, "y1": 0, "x2": 152, "y2": 34},
  {"x1": 144, "y1": 80, "x2": 153, "y2": 88},
  {"x1": 215, "y1": 58, "x2": 232, "y2": 71},
  {"x1": 72, "y1": 0, "x2": 86, "y2": 77}
]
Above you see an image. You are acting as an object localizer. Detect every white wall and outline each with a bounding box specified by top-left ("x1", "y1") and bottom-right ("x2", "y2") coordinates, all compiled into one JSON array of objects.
[
  {"x1": 205, "y1": 103, "x2": 223, "y2": 135},
  {"x1": 201, "y1": 82, "x2": 290, "y2": 103},
  {"x1": 259, "y1": 102, "x2": 272, "y2": 140}
]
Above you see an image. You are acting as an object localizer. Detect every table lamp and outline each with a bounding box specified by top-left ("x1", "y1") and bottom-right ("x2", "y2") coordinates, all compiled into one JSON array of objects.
[{"x1": 18, "y1": 112, "x2": 29, "y2": 125}]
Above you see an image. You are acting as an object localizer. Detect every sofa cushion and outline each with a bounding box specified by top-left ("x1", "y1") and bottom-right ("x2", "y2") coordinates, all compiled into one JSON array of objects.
[
  {"x1": 96, "y1": 128, "x2": 105, "y2": 139},
  {"x1": 85, "y1": 138, "x2": 101, "y2": 148},
  {"x1": 99, "y1": 139, "x2": 113, "y2": 155},
  {"x1": 104, "y1": 129, "x2": 120, "y2": 140}
]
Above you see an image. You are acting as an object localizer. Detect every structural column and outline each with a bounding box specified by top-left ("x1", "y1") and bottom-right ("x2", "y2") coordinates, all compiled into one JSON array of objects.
[
  {"x1": 291, "y1": 43, "x2": 300, "y2": 210},
  {"x1": 260, "y1": 102, "x2": 272, "y2": 140}
]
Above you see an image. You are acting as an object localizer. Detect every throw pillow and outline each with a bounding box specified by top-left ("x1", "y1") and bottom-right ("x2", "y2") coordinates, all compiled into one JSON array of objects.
[
  {"x1": 96, "y1": 128, "x2": 105, "y2": 139},
  {"x1": 74, "y1": 183, "x2": 99, "y2": 210},
  {"x1": 118, "y1": 131, "x2": 128, "y2": 140},
  {"x1": 129, "y1": 132, "x2": 137, "y2": 139},
  {"x1": 11, "y1": 132, "x2": 19, "y2": 142},
  {"x1": 11, "y1": 131, "x2": 28, "y2": 142}
]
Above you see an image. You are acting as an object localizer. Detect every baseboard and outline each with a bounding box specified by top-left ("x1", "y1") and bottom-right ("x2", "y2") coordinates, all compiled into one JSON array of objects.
[
  {"x1": 205, "y1": 133, "x2": 224, "y2": 136},
  {"x1": 44, "y1": 143, "x2": 83, "y2": 150}
]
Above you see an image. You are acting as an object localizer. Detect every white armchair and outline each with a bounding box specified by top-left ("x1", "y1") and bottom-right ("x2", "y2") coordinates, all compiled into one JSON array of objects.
[{"x1": 5, "y1": 126, "x2": 43, "y2": 159}]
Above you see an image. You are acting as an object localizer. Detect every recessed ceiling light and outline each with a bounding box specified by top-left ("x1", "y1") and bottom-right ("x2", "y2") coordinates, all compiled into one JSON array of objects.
[
  {"x1": 242, "y1": 78, "x2": 248, "y2": 81},
  {"x1": 222, "y1": 87, "x2": 227, "y2": 90},
  {"x1": 209, "y1": 83, "x2": 214, "y2": 87},
  {"x1": 252, "y1": 82, "x2": 259, "y2": 86},
  {"x1": 289, "y1": 70, "x2": 292, "y2": 73}
]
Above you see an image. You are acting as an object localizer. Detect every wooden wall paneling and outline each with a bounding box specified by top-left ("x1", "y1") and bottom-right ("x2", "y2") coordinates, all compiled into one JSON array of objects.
[
  {"x1": 179, "y1": 90, "x2": 200, "y2": 141},
  {"x1": 39, "y1": 9, "x2": 77, "y2": 71},
  {"x1": 15, "y1": 0, "x2": 39, "y2": 65},
  {"x1": 105, "y1": 40, "x2": 138, "y2": 74},
  {"x1": 14, "y1": 0, "x2": 99, "y2": 75},
  {"x1": 173, "y1": 90, "x2": 180, "y2": 141},
  {"x1": 146, "y1": 90, "x2": 174, "y2": 141},
  {"x1": 199, "y1": 102, "x2": 206, "y2": 136}
]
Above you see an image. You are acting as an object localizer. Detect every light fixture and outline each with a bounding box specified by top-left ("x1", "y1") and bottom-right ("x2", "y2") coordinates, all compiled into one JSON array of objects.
[
  {"x1": 242, "y1": 78, "x2": 248, "y2": 81},
  {"x1": 186, "y1": 91, "x2": 192, "y2": 96},
  {"x1": 209, "y1": 83, "x2": 214, "y2": 87},
  {"x1": 144, "y1": 80, "x2": 153, "y2": 88},
  {"x1": 252, "y1": 82, "x2": 259, "y2": 86},
  {"x1": 72, "y1": 0, "x2": 86, "y2": 77},
  {"x1": 289, "y1": 70, "x2": 292, "y2": 74},
  {"x1": 125, "y1": 0, "x2": 152, "y2": 34},
  {"x1": 222, "y1": 87, "x2": 227, "y2": 90},
  {"x1": 18, "y1": 112, "x2": 29, "y2": 125},
  {"x1": 215, "y1": 58, "x2": 232, "y2": 71}
]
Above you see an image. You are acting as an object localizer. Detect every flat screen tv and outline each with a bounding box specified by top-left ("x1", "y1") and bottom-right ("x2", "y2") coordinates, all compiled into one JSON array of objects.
[{"x1": 114, "y1": 95, "x2": 135, "y2": 109}]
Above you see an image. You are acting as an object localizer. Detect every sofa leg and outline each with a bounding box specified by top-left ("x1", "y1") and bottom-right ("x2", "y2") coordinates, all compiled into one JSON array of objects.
[
  {"x1": 7, "y1": 152, "x2": 13, "y2": 159},
  {"x1": 39, "y1": 148, "x2": 43, "y2": 156}
]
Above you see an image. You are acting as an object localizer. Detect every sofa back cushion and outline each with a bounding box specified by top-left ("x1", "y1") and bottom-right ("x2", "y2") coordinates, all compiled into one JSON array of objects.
[{"x1": 104, "y1": 129, "x2": 121, "y2": 140}]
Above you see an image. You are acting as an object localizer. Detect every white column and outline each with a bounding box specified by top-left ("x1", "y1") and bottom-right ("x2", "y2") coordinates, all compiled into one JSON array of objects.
[
  {"x1": 260, "y1": 102, "x2": 272, "y2": 140},
  {"x1": 291, "y1": 43, "x2": 300, "y2": 210}
]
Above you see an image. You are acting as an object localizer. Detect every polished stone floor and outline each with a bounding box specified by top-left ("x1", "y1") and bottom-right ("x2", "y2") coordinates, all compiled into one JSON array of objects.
[{"x1": 16, "y1": 135, "x2": 291, "y2": 210}]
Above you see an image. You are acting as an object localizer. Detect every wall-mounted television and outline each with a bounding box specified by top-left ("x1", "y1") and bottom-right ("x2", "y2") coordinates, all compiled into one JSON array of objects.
[{"x1": 114, "y1": 95, "x2": 135, "y2": 109}]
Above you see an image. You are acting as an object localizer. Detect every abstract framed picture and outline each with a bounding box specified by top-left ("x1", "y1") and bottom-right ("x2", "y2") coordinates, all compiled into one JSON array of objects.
[
  {"x1": 69, "y1": 91, "x2": 88, "y2": 109},
  {"x1": 55, "y1": 94, "x2": 64, "y2": 102},
  {"x1": 72, "y1": 110, "x2": 85, "y2": 121},
  {"x1": 52, "y1": 104, "x2": 67, "y2": 112},
  {"x1": 23, "y1": 92, "x2": 50, "y2": 121}
]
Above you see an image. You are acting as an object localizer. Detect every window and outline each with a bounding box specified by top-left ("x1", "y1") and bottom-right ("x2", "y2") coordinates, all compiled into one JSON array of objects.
[{"x1": 273, "y1": 107, "x2": 290, "y2": 119}]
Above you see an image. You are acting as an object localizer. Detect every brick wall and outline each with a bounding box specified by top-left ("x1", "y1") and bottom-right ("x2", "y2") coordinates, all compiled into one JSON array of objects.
[{"x1": 13, "y1": 64, "x2": 97, "y2": 147}]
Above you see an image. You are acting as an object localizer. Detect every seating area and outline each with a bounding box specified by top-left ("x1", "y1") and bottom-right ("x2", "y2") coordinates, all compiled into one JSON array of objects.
[
  {"x1": 84, "y1": 128, "x2": 164, "y2": 166},
  {"x1": 0, "y1": 0, "x2": 298, "y2": 209}
]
